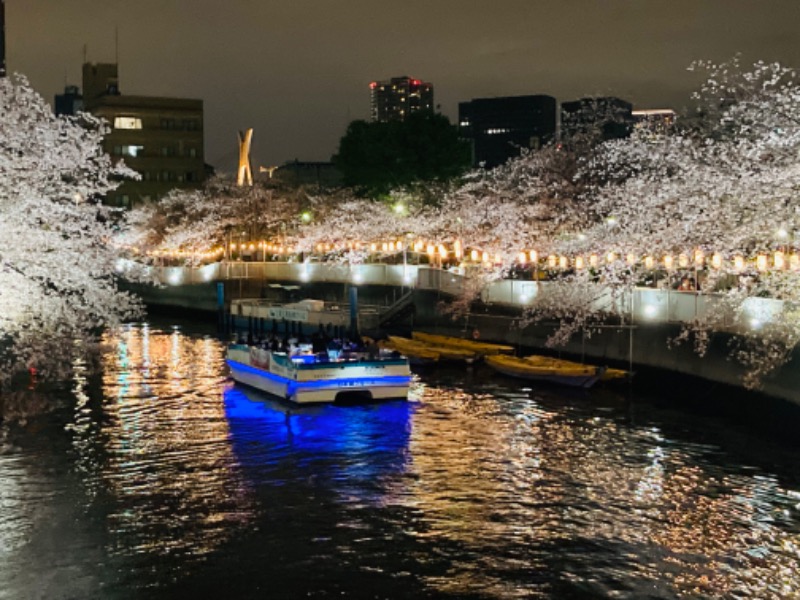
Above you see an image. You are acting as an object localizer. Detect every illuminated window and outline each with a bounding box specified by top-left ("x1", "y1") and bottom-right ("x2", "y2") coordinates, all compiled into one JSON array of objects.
[
  {"x1": 114, "y1": 116, "x2": 142, "y2": 130},
  {"x1": 120, "y1": 145, "x2": 143, "y2": 157}
]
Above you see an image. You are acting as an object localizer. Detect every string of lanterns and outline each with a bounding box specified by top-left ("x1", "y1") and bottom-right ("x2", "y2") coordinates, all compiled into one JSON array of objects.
[{"x1": 129, "y1": 239, "x2": 800, "y2": 273}]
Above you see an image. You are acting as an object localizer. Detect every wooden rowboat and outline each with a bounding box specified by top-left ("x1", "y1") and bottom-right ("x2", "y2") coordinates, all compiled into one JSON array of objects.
[
  {"x1": 379, "y1": 337, "x2": 439, "y2": 365},
  {"x1": 486, "y1": 354, "x2": 605, "y2": 389},
  {"x1": 411, "y1": 332, "x2": 514, "y2": 357},
  {"x1": 522, "y1": 355, "x2": 630, "y2": 383}
]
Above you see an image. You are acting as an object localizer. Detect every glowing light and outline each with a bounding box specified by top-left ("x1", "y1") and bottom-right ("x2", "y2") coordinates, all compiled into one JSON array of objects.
[
  {"x1": 575, "y1": 256, "x2": 585, "y2": 269},
  {"x1": 757, "y1": 255, "x2": 768, "y2": 271},
  {"x1": 774, "y1": 251, "x2": 786, "y2": 270},
  {"x1": 589, "y1": 254, "x2": 598, "y2": 267},
  {"x1": 548, "y1": 255, "x2": 557, "y2": 268},
  {"x1": 664, "y1": 255, "x2": 674, "y2": 270},
  {"x1": 470, "y1": 249, "x2": 479, "y2": 261},
  {"x1": 679, "y1": 254, "x2": 689, "y2": 268},
  {"x1": 454, "y1": 240, "x2": 463, "y2": 259},
  {"x1": 694, "y1": 250, "x2": 704, "y2": 266},
  {"x1": 626, "y1": 253, "x2": 636, "y2": 266},
  {"x1": 734, "y1": 255, "x2": 745, "y2": 271},
  {"x1": 606, "y1": 252, "x2": 616, "y2": 264},
  {"x1": 644, "y1": 256, "x2": 654, "y2": 269},
  {"x1": 559, "y1": 256, "x2": 568, "y2": 269},
  {"x1": 529, "y1": 250, "x2": 538, "y2": 263},
  {"x1": 167, "y1": 270, "x2": 183, "y2": 286},
  {"x1": 518, "y1": 252, "x2": 527, "y2": 264},
  {"x1": 711, "y1": 253, "x2": 722, "y2": 269}
]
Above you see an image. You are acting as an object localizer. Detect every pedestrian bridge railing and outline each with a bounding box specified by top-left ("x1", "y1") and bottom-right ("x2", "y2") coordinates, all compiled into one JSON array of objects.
[{"x1": 129, "y1": 260, "x2": 791, "y2": 337}]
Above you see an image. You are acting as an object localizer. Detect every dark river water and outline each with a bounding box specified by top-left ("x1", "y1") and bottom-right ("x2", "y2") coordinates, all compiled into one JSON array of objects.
[{"x1": 1, "y1": 323, "x2": 800, "y2": 599}]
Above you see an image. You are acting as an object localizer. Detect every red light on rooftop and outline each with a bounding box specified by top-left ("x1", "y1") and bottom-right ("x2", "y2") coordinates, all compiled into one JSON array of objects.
[
  {"x1": 411, "y1": 79, "x2": 421, "y2": 86},
  {"x1": 369, "y1": 82, "x2": 377, "y2": 89}
]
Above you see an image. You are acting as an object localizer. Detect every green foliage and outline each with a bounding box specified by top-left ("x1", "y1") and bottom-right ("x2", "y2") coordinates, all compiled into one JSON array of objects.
[{"x1": 333, "y1": 111, "x2": 471, "y2": 197}]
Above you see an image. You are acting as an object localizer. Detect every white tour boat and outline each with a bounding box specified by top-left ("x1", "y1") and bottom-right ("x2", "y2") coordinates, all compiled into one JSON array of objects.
[{"x1": 226, "y1": 343, "x2": 412, "y2": 404}]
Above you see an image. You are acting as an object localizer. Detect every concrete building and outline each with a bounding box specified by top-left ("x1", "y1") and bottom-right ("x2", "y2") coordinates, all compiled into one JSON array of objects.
[
  {"x1": 274, "y1": 160, "x2": 343, "y2": 190},
  {"x1": 458, "y1": 95, "x2": 557, "y2": 168},
  {"x1": 560, "y1": 96, "x2": 634, "y2": 143},
  {"x1": 54, "y1": 85, "x2": 83, "y2": 116},
  {"x1": 632, "y1": 108, "x2": 676, "y2": 135},
  {"x1": 82, "y1": 62, "x2": 205, "y2": 208},
  {"x1": 370, "y1": 76, "x2": 433, "y2": 122}
]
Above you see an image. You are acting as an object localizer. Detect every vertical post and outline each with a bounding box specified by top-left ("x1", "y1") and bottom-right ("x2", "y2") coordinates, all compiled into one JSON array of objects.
[
  {"x1": 349, "y1": 285, "x2": 359, "y2": 338},
  {"x1": 629, "y1": 285, "x2": 635, "y2": 375},
  {"x1": 217, "y1": 282, "x2": 226, "y2": 336}
]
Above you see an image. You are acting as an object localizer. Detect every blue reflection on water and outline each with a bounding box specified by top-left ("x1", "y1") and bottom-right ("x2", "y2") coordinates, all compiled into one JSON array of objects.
[{"x1": 223, "y1": 384, "x2": 414, "y2": 480}]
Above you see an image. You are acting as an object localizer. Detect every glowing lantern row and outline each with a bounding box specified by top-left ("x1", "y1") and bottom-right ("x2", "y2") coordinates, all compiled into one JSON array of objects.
[
  {"x1": 507, "y1": 250, "x2": 800, "y2": 272},
  {"x1": 185, "y1": 238, "x2": 800, "y2": 274}
]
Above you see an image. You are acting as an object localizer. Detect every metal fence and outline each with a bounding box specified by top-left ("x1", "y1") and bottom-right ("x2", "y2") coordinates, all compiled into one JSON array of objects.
[{"x1": 131, "y1": 260, "x2": 790, "y2": 337}]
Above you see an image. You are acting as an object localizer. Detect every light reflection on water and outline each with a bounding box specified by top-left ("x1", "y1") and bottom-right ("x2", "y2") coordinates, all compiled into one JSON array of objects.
[{"x1": 0, "y1": 323, "x2": 798, "y2": 599}]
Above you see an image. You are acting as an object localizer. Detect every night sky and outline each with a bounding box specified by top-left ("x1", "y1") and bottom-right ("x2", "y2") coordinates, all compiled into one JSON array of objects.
[{"x1": 7, "y1": 0, "x2": 800, "y2": 173}]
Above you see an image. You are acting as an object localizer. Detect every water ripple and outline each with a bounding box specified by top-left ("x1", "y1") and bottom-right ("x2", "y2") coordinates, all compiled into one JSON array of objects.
[{"x1": 0, "y1": 324, "x2": 799, "y2": 599}]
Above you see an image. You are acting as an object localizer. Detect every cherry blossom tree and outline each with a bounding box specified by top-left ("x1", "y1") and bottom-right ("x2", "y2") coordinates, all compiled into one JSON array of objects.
[
  {"x1": 0, "y1": 75, "x2": 142, "y2": 387},
  {"x1": 529, "y1": 58, "x2": 800, "y2": 387},
  {"x1": 117, "y1": 177, "x2": 310, "y2": 263}
]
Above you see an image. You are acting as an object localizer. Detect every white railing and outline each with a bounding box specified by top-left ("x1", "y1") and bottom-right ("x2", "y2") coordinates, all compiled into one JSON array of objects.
[{"x1": 123, "y1": 260, "x2": 792, "y2": 337}]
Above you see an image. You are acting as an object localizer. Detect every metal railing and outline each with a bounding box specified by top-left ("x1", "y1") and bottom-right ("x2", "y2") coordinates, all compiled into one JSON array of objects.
[{"x1": 127, "y1": 260, "x2": 791, "y2": 337}]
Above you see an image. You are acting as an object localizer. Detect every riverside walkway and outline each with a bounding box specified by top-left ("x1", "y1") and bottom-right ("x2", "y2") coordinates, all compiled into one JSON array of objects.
[{"x1": 132, "y1": 259, "x2": 787, "y2": 339}]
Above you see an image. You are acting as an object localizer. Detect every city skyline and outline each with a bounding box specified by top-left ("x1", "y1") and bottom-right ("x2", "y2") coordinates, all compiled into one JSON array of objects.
[{"x1": 7, "y1": 0, "x2": 800, "y2": 173}]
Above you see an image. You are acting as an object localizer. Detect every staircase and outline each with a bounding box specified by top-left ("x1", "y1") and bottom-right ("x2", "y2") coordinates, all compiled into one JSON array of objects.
[{"x1": 378, "y1": 290, "x2": 415, "y2": 329}]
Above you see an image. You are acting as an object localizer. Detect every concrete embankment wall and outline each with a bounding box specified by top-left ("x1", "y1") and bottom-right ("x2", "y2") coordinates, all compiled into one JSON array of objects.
[
  {"x1": 412, "y1": 288, "x2": 800, "y2": 409},
  {"x1": 124, "y1": 280, "x2": 800, "y2": 409}
]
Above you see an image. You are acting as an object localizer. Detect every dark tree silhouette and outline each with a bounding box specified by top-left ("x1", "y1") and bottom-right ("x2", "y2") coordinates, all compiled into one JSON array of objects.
[{"x1": 333, "y1": 111, "x2": 471, "y2": 197}]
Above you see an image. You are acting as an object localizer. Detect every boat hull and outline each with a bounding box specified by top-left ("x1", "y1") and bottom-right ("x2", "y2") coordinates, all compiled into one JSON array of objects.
[
  {"x1": 226, "y1": 345, "x2": 412, "y2": 404},
  {"x1": 486, "y1": 355, "x2": 603, "y2": 389}
]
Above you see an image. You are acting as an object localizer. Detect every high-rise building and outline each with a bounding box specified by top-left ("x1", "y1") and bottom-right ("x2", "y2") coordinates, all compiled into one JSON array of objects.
[
  {"x1": 560, "y1": 96, "x2": 634, "y2": 143},
  {"x1": 632, "y1": 109, "x2": 676, "y2": 135},
  {"x1": 1, "y1": 0, "x2": 6, "y2": 77},
  {"x1": 54, "y1": 85, "x2": 84, "y2": 116},
  {"x1": 369, "y1": 76, "x2": 433, "y2": 122},
  {"x1": 81, "y1": 62, "x2": 205, "y2": 208},
  {"x1": 458, "y1": 95, "x2": 557, "y2": 168}
]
